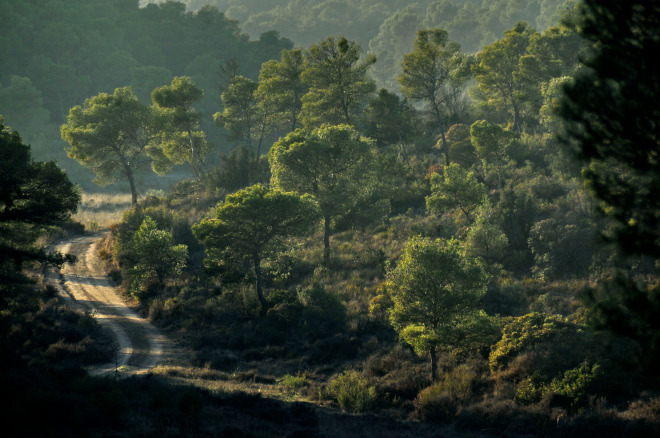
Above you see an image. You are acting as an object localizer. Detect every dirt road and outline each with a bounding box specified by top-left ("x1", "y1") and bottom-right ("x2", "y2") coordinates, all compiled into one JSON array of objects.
[{"x1": 48, "y1": 233, "x2": 173, "y2": 376}]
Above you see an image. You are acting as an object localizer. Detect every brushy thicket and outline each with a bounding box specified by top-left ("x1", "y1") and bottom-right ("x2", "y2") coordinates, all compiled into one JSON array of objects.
[{"x1": 100, "y1": 183, "x2": 659, "y2": 437}]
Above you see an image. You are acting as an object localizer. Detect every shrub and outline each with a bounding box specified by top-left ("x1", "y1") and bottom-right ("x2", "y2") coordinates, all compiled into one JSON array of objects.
[
  {"x1": 414, "y1": 384, "x2": 458, "y2": 422},
  {"x1": 322, "y1": 370, "x2": 380, "y2": 413},
  {"x1": 414, "y1": 361, "x2": 482, "y2": 421},
  {"x1": 548, "y1": 362, "x2": 602, "y2": 412},
  {"x1": 489, "y1": 312, "x2": 584, "y2": 373},
  {"x1": 298, "y1": 283, "x2": 347, "y2": 340},
  {"x1": 278, "y1": 371, "x2": 310, "y2": 396}
]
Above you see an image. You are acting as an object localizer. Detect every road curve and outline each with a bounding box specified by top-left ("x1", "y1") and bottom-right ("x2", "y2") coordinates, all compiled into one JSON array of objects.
[{"x1": 48, "y1": 233, "x2": 170, "y2": 376}]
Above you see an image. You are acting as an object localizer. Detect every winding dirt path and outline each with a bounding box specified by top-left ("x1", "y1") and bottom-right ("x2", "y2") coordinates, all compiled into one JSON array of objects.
[{"x1": 47, "y1": 233, "x2": 173, "y2": 376}]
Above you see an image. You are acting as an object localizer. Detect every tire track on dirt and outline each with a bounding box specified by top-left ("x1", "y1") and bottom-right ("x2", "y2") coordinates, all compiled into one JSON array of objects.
[{"x1": 48, "y1": 233, "x2": 170, "y2": 376}]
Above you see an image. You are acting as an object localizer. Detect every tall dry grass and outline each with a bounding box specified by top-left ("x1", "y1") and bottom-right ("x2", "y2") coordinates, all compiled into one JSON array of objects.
[{"x1": 73, "y1": 192, "x2": 133, "y2": 230}]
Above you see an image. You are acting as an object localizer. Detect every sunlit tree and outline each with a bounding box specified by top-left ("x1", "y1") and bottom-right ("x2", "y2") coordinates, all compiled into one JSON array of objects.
[
  {"x1": 301, "y1": 36, "x2": 376, "y2": 128},
  {"x1": 61, "y1": 87, "x2": 158, "y2": 205},
  {"x1": 193, "y1": 184, "x2": 319, "y2": 311},
  {"x1": 151, "y1": 76, "x2": 210, "y2": 179},
  {"x1": 385, "y1": 237, "x2": 490, "y2": 381},
  {"x1": 269, "y1": 124, "x2": 377, "y2": 264}
]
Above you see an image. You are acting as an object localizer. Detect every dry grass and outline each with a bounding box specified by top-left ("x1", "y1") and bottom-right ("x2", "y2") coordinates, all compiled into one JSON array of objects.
[
  {"x1": 73, "y1": 192, "x2": 133, "y2": 230},
  {"x1": 152, "y1": 365, "x2": 290, "y2": 400}
]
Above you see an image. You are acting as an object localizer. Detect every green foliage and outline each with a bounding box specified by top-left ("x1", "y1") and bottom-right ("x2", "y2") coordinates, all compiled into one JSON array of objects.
[
  {"x1": 297, "y1": 283, "x2": 347, "y2": 339},
  {"x1": 415, "y1": 362, "x2": 482, "y2": 421},
  {"x1": 426, "y1": 163, "x2": 488, "y2": 225},
  {"x1": 2, "y1": 1, "x2": 293, "y2": 183},
  {"x1": 465, "y1": 205, "x2": 509, "y2": 269},
  {"x1": 527, "y1": 217, "x2": 597, "y2": 281},
  {"x1": 516, "y1": 362, "x2": 602, "y2": 413},
  {"x1": 539, "y1": 75, "x2": 571, "y2": 133},
  {"x1": 489, "y1": 312, "x2": 586, "y2": 373},
  {"x1": 193, "y1": 184, "x2": 320, "y2": 309},
  {"x1": 399, "y1": 28, "x2": 472, "y2": 162},
  {"x1": 112, "y1": 206, "x2": 192, "y2": 272},
  {"x1": 61, "y1": 87, "x2": 158, "y2": 204},
  {"x1": 472, "y1": 22, "x2": 537, "y2": 132},
  {"x1": 385, "y1": 236, "x2": 489, "y2": 379},
  {"x1": 558, "y1": 1, "x2": 660, "y2": 380},
  {"x1": 301, "y1": 36, "x2": 376, "y2": 128},
  {"x1": 446, "y1": 123, "x2": 479, "y2": 169},
  {"x1": 0, "y1": 118, "x2": 80, "y2": 289},
  {"x1": 151, "y1": 76, "x2": 210, "y2": 179},
  {"x1": 278, "y1": 371, "x2": 310, "y2": 395},
  {"x1": 362, "y1": 88, "x2": 417, "y2": 147},
  {"x1": 204, "y1": 145, "x2": 269, "y2": 193},
  {"x1": 215, "y1": 74, "x2": 270, "y2": 155},
  {"x1": 269, "y1": 124, "x2": 379, "y2": 263},
  {"x1": 131, "y1": 216, "x2": 188, "y2": 294},
  {"x1": 470, "y1": 120, "x2": 515, "y2": 191},
  {"x1": 257, "y1": 48, "x2": 307, "y2": 133},
  {"x1": 322, "y1": 370, "x2": 380, "y2": 413}
]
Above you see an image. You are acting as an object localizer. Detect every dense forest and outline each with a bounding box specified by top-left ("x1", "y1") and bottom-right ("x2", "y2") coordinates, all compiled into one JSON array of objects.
[{"x1": 1, "y1": 0, "x2": 660, "y2": 437}]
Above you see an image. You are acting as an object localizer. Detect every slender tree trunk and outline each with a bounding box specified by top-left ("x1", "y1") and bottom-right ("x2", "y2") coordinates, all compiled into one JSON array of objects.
[
  {"x1": 323, "y1": 215, "x2": 331, "y2": 265},
  {"x1": 495, "y1": 158, "x2": 503, "y2": 193},
  {"x1": 187, "y1": 128, "x2": 200, "y2": 180},
  {"x1": 512, "y1": 104, "x2": 522, "y2": 133},
  {"x1": 459, "y1": 206, "x2": 473, "y2": 226},
  {"x1": 126, "y1": 166, "x2": 138, "y2": 206},
  {"x1": 439, "y1": 129, "x2": 450, "y2": 167},
  {"x1": 253, "y1": 253, "x2": 268, "y2": 313},
  {"x1": 430, "y1": 345, "x2": 438, "y2": 382},
  {"x1": 432, "y1": 101, "x2": 450, "y2": 166}
]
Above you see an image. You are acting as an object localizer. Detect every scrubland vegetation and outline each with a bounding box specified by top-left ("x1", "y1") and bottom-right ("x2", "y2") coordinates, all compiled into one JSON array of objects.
[{"x1": 2, "y1": 0, "x2": 660, "y2": 437}]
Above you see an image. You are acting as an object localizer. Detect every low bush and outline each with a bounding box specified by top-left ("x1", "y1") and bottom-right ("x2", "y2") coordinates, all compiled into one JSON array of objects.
[
  {"x1": 278, "y1": 371, "x2": 311, "y2": 396},
  {"x1": 321, "y1": 370, "x2": 380, "y2": 413},
  {"x1": 414, "y1": 361, "x2": 483, "y2": 421}
]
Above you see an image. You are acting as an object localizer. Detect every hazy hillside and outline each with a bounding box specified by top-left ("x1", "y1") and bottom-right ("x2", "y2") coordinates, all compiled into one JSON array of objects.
[
  {"x1": 151, "y1": 0, "x2": 568, "y2": 89},
  {"x1": 0, "y1": 0, "x2": 292, "y2": 188}
]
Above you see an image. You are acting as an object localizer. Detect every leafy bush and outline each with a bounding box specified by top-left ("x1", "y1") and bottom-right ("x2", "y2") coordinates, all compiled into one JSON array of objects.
[
  {"x1": 516, "y1": 362, "x2": 603, "y2": 413},
  {"x1": 298, "y1": 283, "x2": 347, "y2": 340},
  {"x1": 489, "y1": 312, "x2": 584, "y2": 373},
  {"x1": 321, "y1": 370, "x2": 380, "y2": 413},
  {"x1": 414, "y1": 361, "x2": 483, "y2": 421},
  {"x1": 130, "y1": 216, "x2": 188, "y2": 296},
  {"x1": 278, "y1": 371, "x2": 310, "y2": 396}
]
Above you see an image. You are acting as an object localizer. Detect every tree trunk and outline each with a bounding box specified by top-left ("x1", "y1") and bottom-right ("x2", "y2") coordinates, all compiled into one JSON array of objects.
[
  {"x1": 187, "y1": 128, "x2": 200, "y2": 180},
  {"x1": 512, "y1": 104, "x2": 522, "y2": 133},
  {"x1": 126, "y1": 166, "x2": 138, "y2": 206},
  {"x1": 439, "y1": 129, "x2": 450, "y2": 167},
  {"x1": 253, "y1": 253, "x2": 268, "y2": 313},
  {"x1": 430, "y1": 345, "x2": 438, "y2": 382},
  {"x1": 323, "y1": 215, "x2": 331, "y2": 265}
]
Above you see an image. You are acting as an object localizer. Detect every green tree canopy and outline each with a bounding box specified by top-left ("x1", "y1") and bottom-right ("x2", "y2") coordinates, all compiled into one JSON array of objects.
[
  {"x1": 192, "y1": 184, "x2": 320, "y2": 311},
  {"x1": 385, "y1": 236, "x2": 490, "y2": 381},
  {"x1": 559, "y1": 0, "x2": 660, "y2": 378},
  {"x1": 472, "y1": 22, "x2": 537, "y2": 132},
  {"x1": 151, "y1": 76, "x2": 210, "y2": 179},
  {"x1": 1, "y1": 117, "x2": 80, "y2": 300},
  {"x1": 256, "y1": 48, "x2": 307, "y2": 133},
  {"x1": 426, "y1": 163, "x2": 488, "y2": 225},
  {"x1": 362, "y1": 88, "x2": 417, "y2": 148},
  {"x1": 132, "y1": 216, "x2": 188, "y2": 293},
  {"x1": 399, "y1": 28, "x2": 472, "y2": 165},
  {"x1": 214, "y1": 74, "x2": 270, "y2": 157},
  {"x1": 470, "y1": 120, "x2": 515, "y2": 192},
  {"x1": 269, "y1": 124, "x2": 377, "y2": 264},
  {"x1": 301, "y1": 36, "x2": 376, "y2": 128},
  {"x1": 61, "y1": 87, "x2": 158, "y2": 205}
]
